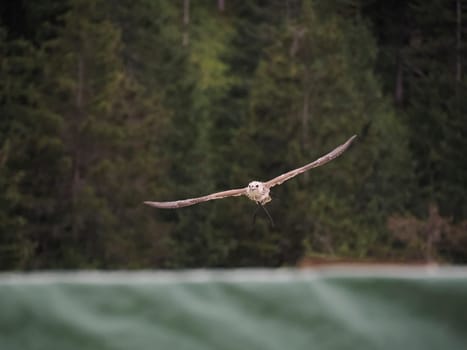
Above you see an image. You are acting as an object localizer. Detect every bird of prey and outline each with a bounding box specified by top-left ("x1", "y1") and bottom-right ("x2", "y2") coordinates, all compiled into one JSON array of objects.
[{"x1": 144, "y1": 135, "x2": 356, "y2": 220}]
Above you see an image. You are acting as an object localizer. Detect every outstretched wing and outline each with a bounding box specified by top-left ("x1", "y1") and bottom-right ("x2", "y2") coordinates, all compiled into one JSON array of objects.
[
  {"x1": 144, "y1": 188, "x2": 247, "y2": 209},
  {"x1": 265, "y1": 135, "x2": 357, "y2": 189}
]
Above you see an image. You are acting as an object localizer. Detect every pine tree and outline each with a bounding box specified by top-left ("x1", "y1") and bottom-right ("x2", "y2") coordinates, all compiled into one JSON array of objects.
[
  {"x1": 0, "y1": 27, "x2": 65, "y2": 269},
  {"x1": 404, "y1": 0, "x2": 467, "y2": 220},
  {"x1": 228, "y1": 0, "x2": 413, "y2": 261},
  {"x1": 34, "y1": 0, "x2": 171, "y2": 268}
]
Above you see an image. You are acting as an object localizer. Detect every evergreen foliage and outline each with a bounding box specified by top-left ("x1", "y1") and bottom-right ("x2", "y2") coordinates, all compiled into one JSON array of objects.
[{"x1": 0, "y1": 0, "x2": 466, "y2": 268}]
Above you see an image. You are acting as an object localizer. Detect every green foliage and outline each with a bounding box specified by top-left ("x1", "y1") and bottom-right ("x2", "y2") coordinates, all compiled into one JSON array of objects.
[
  {"x1": 0, "y1": 0, "x2": 172, "y2": 269},
  {"x1": 39, "y1": 0, "x2": 172, "y2": 268},
  {"x1": 403, "y1": 0, "x2": 467, "y2": 219},
  {"x1": 0, "y1": 27, "x2": 64, "y2": 268},
  {"x1": 229, "y1": 1, "x2": 413, "y2": 259},
  {"x1": 0, "y1": 0, "x2": 465, "y2": 269}
]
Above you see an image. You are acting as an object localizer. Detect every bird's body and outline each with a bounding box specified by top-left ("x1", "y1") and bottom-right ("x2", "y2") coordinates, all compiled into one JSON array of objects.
[
  {"x1": 144, "y1": 135, "x2": 356, "y2": 209},
  {"x1": 246, "y1": 181, "x2": 271, "y2": 205}
]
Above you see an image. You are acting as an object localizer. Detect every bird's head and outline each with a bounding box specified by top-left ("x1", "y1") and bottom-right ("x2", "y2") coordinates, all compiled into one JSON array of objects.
[{"x1": 248, "y1": 181, "x2": 263, "y2": 192}]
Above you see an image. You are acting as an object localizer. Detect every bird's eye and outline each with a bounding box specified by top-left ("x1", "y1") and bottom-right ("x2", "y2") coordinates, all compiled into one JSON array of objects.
[{"x1": 255, "y1": 184, "x2": 259, "y2": 188}]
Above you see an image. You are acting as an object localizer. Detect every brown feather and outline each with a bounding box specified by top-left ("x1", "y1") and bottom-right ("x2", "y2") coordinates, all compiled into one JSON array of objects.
[
  {"x1": 264, "y1": 135, "x2": 356, "y2": 188},
  {"x1": 144, "y1": 188, "x2": 247, "y2": 209},
  {"x1": 144, "y1": 135, "x2": 356, "y2": 209}
]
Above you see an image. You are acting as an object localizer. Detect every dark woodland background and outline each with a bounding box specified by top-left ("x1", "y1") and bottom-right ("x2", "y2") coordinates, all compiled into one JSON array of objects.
[{"x1": 1, "y1": 0, "x2": 466, "y2": 269}]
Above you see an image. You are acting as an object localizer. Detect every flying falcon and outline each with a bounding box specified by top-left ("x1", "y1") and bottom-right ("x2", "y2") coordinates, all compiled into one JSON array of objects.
[{"x1": 144, "y1": 135, "x2": 356, "y2": 219}]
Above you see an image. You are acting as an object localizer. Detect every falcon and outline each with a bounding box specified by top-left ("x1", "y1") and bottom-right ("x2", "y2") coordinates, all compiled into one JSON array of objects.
[{"x1": 144, "y1": 135, "x2": 356, "y2": 225}]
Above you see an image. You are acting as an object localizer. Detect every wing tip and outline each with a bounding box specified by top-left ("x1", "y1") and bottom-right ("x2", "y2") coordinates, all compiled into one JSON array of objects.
[
  {"x1": 343, "y1": 134, "x2": 357, "y2": 149},
  {"x1": 143, "y1": 201, "x2": 163, "y2": 208}
]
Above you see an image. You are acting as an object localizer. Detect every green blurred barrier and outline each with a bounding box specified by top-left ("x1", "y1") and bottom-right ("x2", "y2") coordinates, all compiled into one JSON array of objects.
[{"x1": 0, "y1": 267, "x2": 466, "y2": 350}]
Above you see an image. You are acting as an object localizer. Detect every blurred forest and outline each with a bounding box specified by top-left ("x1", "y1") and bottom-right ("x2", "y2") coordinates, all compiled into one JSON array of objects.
[{"x1": 1, "y1": 0, "x2": 466, "y2": 269}]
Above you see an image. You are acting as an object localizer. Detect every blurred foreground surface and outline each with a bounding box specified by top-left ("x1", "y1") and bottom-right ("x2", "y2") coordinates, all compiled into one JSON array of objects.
[{"x1": 0, "y1": 267, "x2": 466, "y2": 350}]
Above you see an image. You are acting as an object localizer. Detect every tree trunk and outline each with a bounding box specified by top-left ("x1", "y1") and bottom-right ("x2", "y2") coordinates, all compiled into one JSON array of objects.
[
  {"x1": 456, "y1": 0, "x2": 462, "y2": 82},
  {"x1": 182, "y1": 0, "x2": 190, "y2": 46},
  {"x1": 302, "y1": 81, "x2": 311, "y2": 182},
  {"x1": 395, "y1": 55, "x2": 404, "y2": 106},
  {"x1": 71, "y1": 55, "x2": 85, "y2": 235}
]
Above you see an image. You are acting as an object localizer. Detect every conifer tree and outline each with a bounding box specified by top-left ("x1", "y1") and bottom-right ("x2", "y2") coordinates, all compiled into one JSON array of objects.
[
  {"x1": 404, "y1": 0, "x2": 467, "y2": 219},
  {"x1": 0, "y1": 27, "x2": 65, "y2": 268},
  {"x1": 35, "y1": 0, "x2": 171, "y2": 268},
  {"x1": 228, "y1": 0, "x2": 413, "y2": 260}
]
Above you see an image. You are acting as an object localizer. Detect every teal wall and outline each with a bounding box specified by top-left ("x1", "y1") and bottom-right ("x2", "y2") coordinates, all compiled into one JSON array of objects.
[{"x1": 1, "y1": 268, "x2": 466, "y2": 350}]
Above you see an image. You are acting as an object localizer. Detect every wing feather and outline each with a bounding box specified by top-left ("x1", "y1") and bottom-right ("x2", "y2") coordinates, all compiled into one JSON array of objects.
[
  {"x1": 144, "y1": 188, "x2": 247, "y2": 209},
  {"x1": 265, "y1": 135, "x2": 357, "y2": 188}
]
